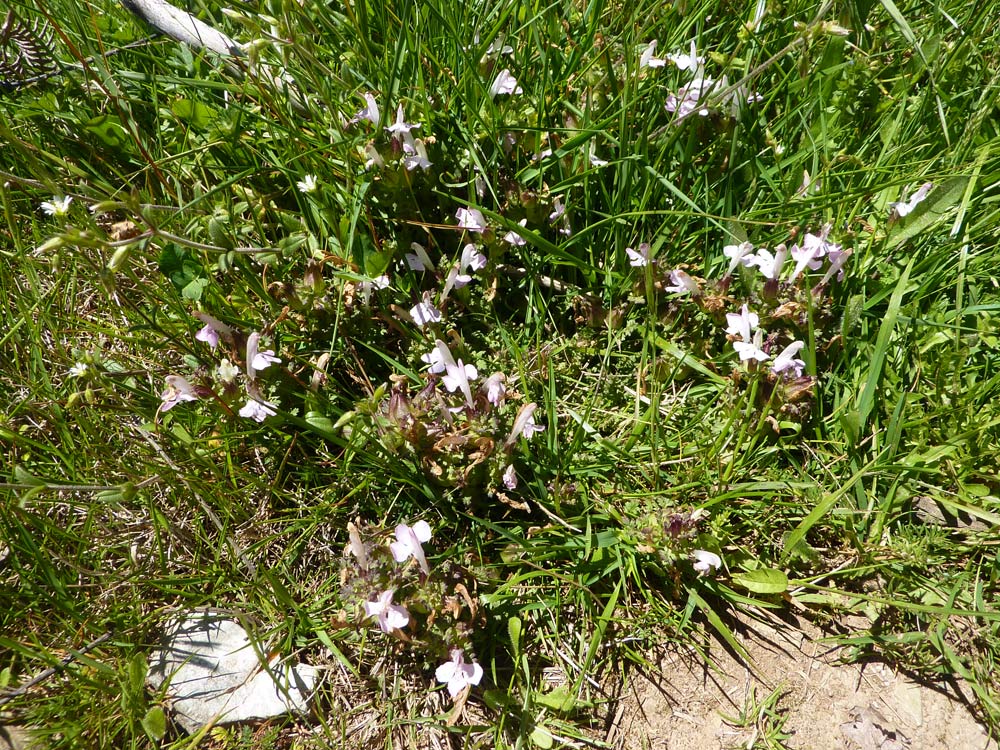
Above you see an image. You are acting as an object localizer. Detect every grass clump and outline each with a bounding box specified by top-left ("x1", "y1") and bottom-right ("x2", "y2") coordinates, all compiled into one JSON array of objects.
[{"x1": 2, "y1": 0, "x2": 1000, "y2": 746}]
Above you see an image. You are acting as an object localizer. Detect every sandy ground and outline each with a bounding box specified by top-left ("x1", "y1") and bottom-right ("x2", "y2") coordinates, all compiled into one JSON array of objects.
[{"x1": 607, "y1": 613, "x2": 997, "y2": 750}]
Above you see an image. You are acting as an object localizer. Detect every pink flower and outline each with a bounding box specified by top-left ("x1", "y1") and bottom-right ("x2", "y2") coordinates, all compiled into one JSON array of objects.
[
  {"x1": 483, "y1": 372, "x2": 507, "y2": 406},
  {"x1": 435, "y1": 649, "x2": 483, "y2": 698},
  {"x1": 692, "y1": 549, "x2": 722, "y2": 575},
  {"x1": 639, "y1": 40, "x2": 666, "y2": 69},
  {"x1": 351, "y1": 92, "x2": 380, "y2": 126},
  {"x1": 503, "y1": 219, "x2": 528, "y2": 246},
  {"x1": 405, "y1": 242, "x2": 435, "y2": 272},
  {"x1": 390, "y1": 521, "x2": 432, "y2": 574},
  {"x1": 725, "y1": 304, "x2": 759, "y2": 341},
  {"x1": 246, "y1": 332, "x2": 281, "y2": 379},
  {"x1": 364, "y1": 590, "x2": 410, "y2": 634},
  {"x1": 160, "y1": 375, "x2": 199, "y2": 411},
  {"x1": 385, "y1": 104, "x2": 419, "y2": 137},
  {"x1": 746, "y1": 245, "x2": 788, "y2": 281},
  {"x1": 502, "y1": 464, "x2": 518, "y2": 490},
  {"x1": 664, "y1": 269, "x2": 699, "y2": 295},
  {"x1": 401, "y1": 131, "x2": 432, "y2": 171}
]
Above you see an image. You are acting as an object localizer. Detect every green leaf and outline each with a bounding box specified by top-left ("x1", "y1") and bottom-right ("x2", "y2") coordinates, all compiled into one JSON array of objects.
[
  {"x1": 85, "y1": 115, "x2": 129, "y2": 147},
  {"x1": 305, "y1": 411, "x2": 334, "y2": 433},
  {"x1": 508, "y1": 616, "x2": 522, "y2": 660},
  {"x1": 141, "y1": 706, "x2": 167, "y2": 741},
  {"x1": 171, "y1": 99, "x2": 218, "y2": 130},
  {"x1": 529, "y1": 725, "x2": 554, "y2": 749},
  {"x1": 731, "y1": 568, "x2": 788, "y2": 595},
  {"x1": 535, "y1": 685, "x2": 590, "y2": 713}
]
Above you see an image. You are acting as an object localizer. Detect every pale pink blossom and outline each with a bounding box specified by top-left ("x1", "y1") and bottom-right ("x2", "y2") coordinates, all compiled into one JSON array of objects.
[
  {"x1": 239, "y1": 397, "x2": 278, "y2": 422},
  {"x1": 725, "y1": 304, "x2": 759, "y2": 341},
  {"x1": 667, "y1": 41, "x2": 704, "y2": 72},
  {"x1": 746, "y1": 245, "x2": 788, "y2": 281},
  {"x1": 246, "y1": 332, "x2": 281, "y2": 379},
  {"x1": 503, "y1": 219, "x2": 528, "y2": 246},
  {"x1": 405, "y1": 242, "x2": 435, "y2": 272},
  {"x1": 502, "y1": 464, "x2": 518, "y2": 490},
  {"x1": 385, "y1": 104, "x2": 419, "y2": 137},
  {"x1": 364, "y1": 589, "x2": 410, "y2": 634},
  {"x1": 483, "y1": 372, "x2": 507, "y2": 406},
  {"x1": 664, "y1": 269, "x2": 699, "y2": 295},
  {"x1": 490, "y1": 69, "x2": 523, "y2": 97},
  {"x1": 435, "y1": 649, "x2": 484, "y2": 698},
  {"x1": 890, "y1": 182, "x2": 933, "y2": 218},
  {"x1": 723, "y1": 241, "x2": 755, "y2": 275},
  {"x1": 626, "y1": 243, "x2": 651, "y2": 267},
  {"x1": 351, "y1": 92, "x2": 380, "y2": 126},
  {"x1": 456, "y1": 207, "x2": 487, "y2": 233},
  {"x1": 506, "y1": 402, "x2": 545, "y2": 447},
  {"x1": 733, "y1": 330, "x2": 770, "y2": 363},
  {"x1": 409, "y1": 292, "x2": 442, "y2": 327},
  {"x1": 390, "y1": 521, "x2": 432, "y2": 574},
  {"x1": 639, "y1": 40, "x2": 666, "y2": 69},
  {"x1": 161, "y1": 375, "x2": 199, "y2": 411},
  {"x1": 692, "y1": 549, "x2": 722, "y2": 575}
]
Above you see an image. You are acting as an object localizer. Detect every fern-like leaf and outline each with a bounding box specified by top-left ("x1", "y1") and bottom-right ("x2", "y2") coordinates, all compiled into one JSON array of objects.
[{"x1": 0, "y1": 10, "x2": 58, "y2": 89}]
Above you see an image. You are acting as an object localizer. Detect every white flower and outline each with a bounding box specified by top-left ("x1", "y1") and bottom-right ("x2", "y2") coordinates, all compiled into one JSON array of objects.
[
  {"x1": 364, "y1": 589, "x2": 410, "y2": 634},
  {"x1": 405, "y1": 242, "x2": 435, "y2": 272},
  {"x1": 435, "y1": 649, "x2": 484, "y2": 698},
  {"x1": 363, "y1": 143, "x2": 384, "y2": 170},
  {"x1": 816, "y1": 247, "x2": 852, "y2": 287},
  {"x1": 890, "y1": 182, "x2": 933, "y2": 218},
  {"x1": 246, "y1": 332, "x2": 281, "y2": 379},
  {"x1": 626, "y1": 243, "x2": 651, "y2": 267},
  {"x1": 733, "y1": 329, "x2": 770, "y2": 363},
  {"x1": 390, "y1": 520, "x2": 432, "y2": 574},
  {"x1": 503, "y1": 219, "x2": 528, "y2": 246},
  {"x1": 456, "y1": 207, "x2": 487, "y2": 233},
  {"x1": 40, "y1": 196, "x2": 72, "y2": 217},
  {"x1": 421, "y1": 343, "x2": 448, "y2": 374},
  {"x1": 502, "y1": 464, "x2": 518, "y2": 490},
  {"x1": 484, "y1": 37, "x2": 514, "y2": 59},
  {"x1": 788, "y1": 243, "x2": 825, "y2": 282},
  {"x1": 548, "y1": 197, "x2": 565, "y2": 223},
  {"x1": 724, "y1": 304, "x2": 759, "y2": 341},
  {"x1": 296, "y1": 174, "x2": 318, "y2": 194},
  {"x1": 216, "y1": 358, "x2": 239, "y2": 383},
  {"x1": 692, "y1": 549, "x2": 722, "y2": 575},
  {"x1": 664, "y1": 269, "x2": 699, "y2": 295},
  {"x1": 69, "y1": 362, "x2": 88, "y2": 378},
  {"x1": 489, "y1": 68, "x2": 523, "y2": 97},
  {"x1": 723, "y1": 241, "x2": 755, "y2": 275},
  {"x1": 771, "y1": 340, "x2": 806, "y2": 378},
  {"x1": 409, "y1": 292, "x2": 442, "y2": 328},
  {"x1": 667, "y1": 41, "x2": 704, "y2": 72},
  {"x1": 665, "y1": 76, "x2": 715, "y2": 119},
  {"x1": 746, "y1": 245, "x2": 788, "y2": 281},
  {"x1": 589, "y1": 153, "x2": 609, "y2": 167},
  {"x1": 639, "y1": 40, "x2": 667, "y2": 69},
  {"x1": 239, "y1": 397, "x2": 278, "y2": 422}
]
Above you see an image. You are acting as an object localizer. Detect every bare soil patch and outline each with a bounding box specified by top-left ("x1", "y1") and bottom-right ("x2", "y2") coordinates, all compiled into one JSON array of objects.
[{"x1": 609, "y1": 613, "x2": 997, "y2": 750}]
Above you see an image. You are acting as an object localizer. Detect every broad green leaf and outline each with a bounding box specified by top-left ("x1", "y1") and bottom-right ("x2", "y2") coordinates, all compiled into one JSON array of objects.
[
  {"x1": 171, "y1": 99, "x2": 218, "y2": 130},
  {"x1": 85, "y1": 115, "x2": 129, "y2": 147},
  {"x1": 141, "y1": 707, "x2": 167, "y2": 740},
  {"x1": 888, "y1": 176, "x2": 969, "y2": 249},
  {"x1": 508, "y1": 616, "x2": 522, "y2": 660},
  {"x1": 529, "y1": 725, "x2": 554, "y2": 749},
  {"x1": 731, "y1": 568, "x2": 788, "y2": 595}
]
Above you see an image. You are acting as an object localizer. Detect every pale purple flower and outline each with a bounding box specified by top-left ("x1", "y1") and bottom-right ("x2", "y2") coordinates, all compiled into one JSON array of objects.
[
  {"x1": 461, "y1": 243, "x2": 488, "y2": 273},
  {"x1": 667, "y1": 41, "x2": 704, "y2": 72},
  {"x1": 788, "y1": 243, "x2": 825, "y2": 283},
  {"x1": 890, "y1": 182, "x2": 933, "y2": 217},
  {"x1": 506, "y1": 402, "x2": 545, "y2": 447},
  {"x1": 771, "y1": 340, "x2": 806, "y2": 378},
  {"x1": 502, "y1": 464, "x2": 518, "y2": 490},
  {"x1": 548, "y1": 197, "x2": 565, "y2": 223},
  {"x1": 385, "y1": 104, "x2": 420, "y2": 137},
  {"x1": 347, "y1": 522, "x2": 369, "y2": 571},
  {"x1": 626, "y1": 243, "x2": 651, "y2": 267},
  {"x1": 723, "y1": 241, "x2": 755, "y2": 275},
  {"x1": 401, "y1": 131, "x2": 432, "y2": 171},
  {"x1": 239, "y1": 396, "x2": 278, "y2": 422},
  {"x1": 363, "y1": 143, "x2": 384, "y2": 170},
  {"x1": 639, "y1": 40, "x2": 667, "y2": 69},
  {"x1": 161, "y1": 375, "x2": 199, "y2": 411},
  {"x1": 733, "y1": 330, "x2": 770, "y2": 363},
  {"x1": 503, "y1": 219, "x2": 527, "y2": 246},
  {"x1": 195, "y1": 324, "x2": 220, "y2": 349},
  {"x1": 665, "y1": 76, "x2": 715, "y2": 119},
  {"x1": 246, "y1": 332, "x2": 281, "y2": 379},
  {"x1": 405, "y1": 242, "x2": 435, "y2": 272},
  {"x1": 409, "y1": 292, "x2": 442, "y2": 328},
  {"x1": 816, "y1": 247, "x2": 852, "y2": 288},
  {"x1": 692, "y1": 549, "x2": 722, "y2": 575},
  {"x1": 40, "y1": 195, "x2": 72, "y2": 217},
  {"x1": 484, "y1": 37, "x2": 514, "y2": 59},
  {"x1": 456, "y1": 207, "x2": 487, "y2": 233},
  {"x1": 435, "y1": 339, "x2": 478, "y2": 408},
  {"x1": 390, "y1": 520, "x2": 432, "y2": 574},
  {"x1": 193, "y1": 312, "x2": 234, "y2": 347},
  {"x1": 725, "y1": 304, "x2": 759, "y2": 341},
  {"x1": 358, "y1": 274, "x2": 391, "y2": 305},
  {"x1": 483, "y1": 372, "x2": 507, "y2": 406},
  {"x1": 435, "y1": 649, "x2": 484, "y2": 698},
  {"x1": 364, "y1": 589, "x2": 410, "y2": 634},
  {"x1": 352, "y1": 92, "x2": 380, "y2": 126},
  {"x1": 664, "y1": 269, "x2": 699, "y2": 295},
  {"x1": 490, "y1": 69, "x2": 523, "y2": 97}
]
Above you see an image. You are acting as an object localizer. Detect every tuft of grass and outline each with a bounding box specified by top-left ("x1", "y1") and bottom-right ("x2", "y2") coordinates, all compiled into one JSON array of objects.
[{"x1": 2, "y1": 0, "x2": 1000, "y2": 745}]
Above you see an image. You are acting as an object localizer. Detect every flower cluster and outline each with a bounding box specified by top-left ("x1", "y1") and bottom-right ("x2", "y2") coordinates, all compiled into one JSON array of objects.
[
  {"x1": 653, "y1": 40, "x2": 760, "y2": 121},
  {"x1": 159, "y1": 314, "x2": 282, "y2": 423},
  {"x1": 341, "y1": 521, "x2": 484, "y2": 700}
]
